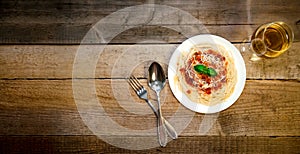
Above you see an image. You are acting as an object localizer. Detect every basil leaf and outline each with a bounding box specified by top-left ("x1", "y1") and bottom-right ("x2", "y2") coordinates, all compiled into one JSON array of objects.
[
  {"x1": 194, "y1": 64, "x2": 217, "y2": 77},
  {"x1": 207, "y1": 68, "x2": 217, "y2": 77},
  {"x1": 194, "y1": 64, "x2": 207, "y2": 74}
]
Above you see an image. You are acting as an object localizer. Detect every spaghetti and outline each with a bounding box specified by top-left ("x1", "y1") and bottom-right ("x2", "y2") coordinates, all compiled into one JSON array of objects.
[{"x1": 175, "y1": 44, "x2": 237, "y2": 106}]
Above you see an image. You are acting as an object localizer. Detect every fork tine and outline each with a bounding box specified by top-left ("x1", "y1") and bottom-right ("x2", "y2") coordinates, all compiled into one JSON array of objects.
[
  {"x1": 128, "y1": 75, "x2": 142, "y2": 92},
  {"x1": 128, "y1": 76, "x2": 138, "y2": 92},
  {"x1": 131, "y1": 75, "x2": 143, "y2": 90}
]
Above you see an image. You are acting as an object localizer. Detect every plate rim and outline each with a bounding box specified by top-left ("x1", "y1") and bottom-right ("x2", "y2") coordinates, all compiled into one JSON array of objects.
[{"x1": 168, "y1": 34, "x2": 246, "y2": 113}]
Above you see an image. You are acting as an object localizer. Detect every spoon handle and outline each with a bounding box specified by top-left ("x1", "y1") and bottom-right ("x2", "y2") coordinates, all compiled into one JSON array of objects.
[
  {"x1": 145, "y1": 99, "x2": 178, "y2": 139},
  {"x1": 156, "y1": 92, "x2": 168, "y2": 147}
]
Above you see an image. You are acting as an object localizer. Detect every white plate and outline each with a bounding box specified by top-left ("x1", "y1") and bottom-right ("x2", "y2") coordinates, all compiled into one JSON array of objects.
[{"x1": 168, "y1": 34, "x2": 246, "y2": 113}]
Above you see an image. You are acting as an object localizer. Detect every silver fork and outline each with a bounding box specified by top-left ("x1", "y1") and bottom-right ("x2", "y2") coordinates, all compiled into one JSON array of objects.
[{"x1": 128, "y1": 75, "x2": 178, "y2": 145}]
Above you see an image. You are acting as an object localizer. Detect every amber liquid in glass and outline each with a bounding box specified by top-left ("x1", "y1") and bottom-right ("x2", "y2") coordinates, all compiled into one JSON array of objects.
[{"x1": 251, "y1": 22, "x2": 293, "y2": 58}]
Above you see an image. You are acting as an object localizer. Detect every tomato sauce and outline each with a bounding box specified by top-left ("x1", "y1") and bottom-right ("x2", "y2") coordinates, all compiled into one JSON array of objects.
[{"x1": 180, "y1": 48, "x2": 228, "y2": 95}]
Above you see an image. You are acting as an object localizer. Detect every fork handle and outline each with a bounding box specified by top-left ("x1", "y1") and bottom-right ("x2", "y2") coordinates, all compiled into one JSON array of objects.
[
  {"x1": 163, "y1": 118, "x2": 178, "y2": 139},
  {"x1": 145, "y1": 99, "x2": 178, "y2": 139}
]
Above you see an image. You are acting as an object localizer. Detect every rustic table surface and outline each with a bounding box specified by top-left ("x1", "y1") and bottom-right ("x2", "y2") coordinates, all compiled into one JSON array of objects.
[{"x1": 0, "y1": 0, "x2": 299, "y2": 153}]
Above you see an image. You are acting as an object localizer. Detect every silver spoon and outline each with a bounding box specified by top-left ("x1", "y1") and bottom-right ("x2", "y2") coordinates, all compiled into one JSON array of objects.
[{"x1": 148, "y1": 62, "x2": 177, "y2": 146}]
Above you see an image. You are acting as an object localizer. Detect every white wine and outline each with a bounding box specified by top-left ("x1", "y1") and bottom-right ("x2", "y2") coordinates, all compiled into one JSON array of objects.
[{"x1": 251, "y1": 22, "x2": 294, "y2": 58}]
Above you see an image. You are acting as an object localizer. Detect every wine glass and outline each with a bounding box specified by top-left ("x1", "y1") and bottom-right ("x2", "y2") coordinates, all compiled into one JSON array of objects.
[{"x1": 240, "y1": 21, "x2": 294, "y2": 61}]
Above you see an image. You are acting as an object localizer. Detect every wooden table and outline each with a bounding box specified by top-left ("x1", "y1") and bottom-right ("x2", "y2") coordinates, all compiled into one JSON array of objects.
[{"x1": 1, "y1": 0, "x2": 299, "y2": 153}]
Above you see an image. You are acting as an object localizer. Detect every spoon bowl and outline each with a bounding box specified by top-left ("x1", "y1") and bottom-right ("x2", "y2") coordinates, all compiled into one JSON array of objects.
[{"x1": 148, "y1": 63, "x2": 166, "y2": 92}]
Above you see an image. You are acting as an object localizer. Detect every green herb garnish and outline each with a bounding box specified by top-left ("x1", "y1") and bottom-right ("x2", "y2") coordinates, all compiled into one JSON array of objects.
[{"x1": 194, "y1": 64, "x2": 217, "y2": 77}]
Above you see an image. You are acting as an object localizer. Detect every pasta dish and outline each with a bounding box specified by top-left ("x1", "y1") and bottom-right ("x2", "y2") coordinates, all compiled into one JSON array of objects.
[{"x1": 175, "y1": 44, "x2": 237, "y2": 106}]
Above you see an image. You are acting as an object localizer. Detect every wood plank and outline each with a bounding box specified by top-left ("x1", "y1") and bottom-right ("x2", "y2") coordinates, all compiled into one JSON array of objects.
[
  {"x1": 0, "y1": 24, "x2": 262, "y2": 44},
  {"x1": 0, "y1": 23, "x2": 298, "y2": 45},
  {"x1": 2, "y1": 0, "x2": 298, "y2": 24},
  {"x1": 1, "y1": 0, "x2": 299, "y2": 44},
  {"x1": 0, "y1": 43, "x2": 299, "y2": 79},
  {"x1": 0, "y1": 80, "x2": 299, "y2": 136},
  {"x1": 0, "y1": 136, "x2": 299, "y2": 153}
]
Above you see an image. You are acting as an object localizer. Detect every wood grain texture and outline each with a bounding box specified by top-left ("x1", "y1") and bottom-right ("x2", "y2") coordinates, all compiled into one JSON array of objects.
[
  {"x1": 0, "y1": 136, "x2": 299, "y2": 154},
  {"x1": 0, "y1": 80, "x2": 299, "y2": 136},
  {"x1": 0, "y1": 42, "x2": 299, "y2": 79},
  {"x1": 1, "y1": 0, "x2": 299, "y2": 44},
  {"x1": 1, "y1": 0, "x2": 300, "y2": 153},
  {"x1": 0, "y1": 24, "x2": 287, "y2": 44}
]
